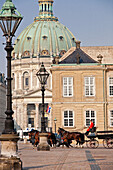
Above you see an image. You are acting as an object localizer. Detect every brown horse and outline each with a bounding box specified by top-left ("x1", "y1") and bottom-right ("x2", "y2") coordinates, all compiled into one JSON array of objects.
[
  {"x1": 28, "y1": 130, "x2": 39, "y2": 146},
  {"x1": 58, "y1": 128, "x2": 85, "y2": 147},
  {"x1": 28, "y1": 130, "x2": 57, "y2": 147},
  {"x1": 47, "y1": 132, "x2": 57, "y2": 147}
]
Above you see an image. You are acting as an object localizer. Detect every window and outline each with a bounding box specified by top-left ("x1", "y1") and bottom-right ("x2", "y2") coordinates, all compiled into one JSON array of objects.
[
  {"x1": 64, "y1": 110, "x2": 74, "y2": 127},
  {"x1": 28, "y1": 118, "x2": 34, "y2": 127},
  {"x1": 41, "y1": 50, "x2": 49, "y2": 56},
  {"x1": 63, "y1": 77, "x2": 73, "y2": 97},
  {"x1": 25, "y1": 78, "x2": 29, "y2": 86},
  {"x1": 85, "y1": 77, "x2": 95, "y2": 96},
  {"x1": 59, "y1": 36, "x2": 63, "y2": 41},
  {"x1": 23, "y1": 51, "x2": 30, "y2": 57},
  {"x1": 109, "y1": 77, "x2": 113, "y2": 96},
  {"x1": 60, "y1": 50, "x2": 66, "y2": 56},
  {"x1": 85, "y1": 110, "x2": 96, "y2": 127},
  {"x1": 45, "y1": 4, "x2": 46, "y2": 11},
  {"x1": 42, "y1": 35, "x2": 47, "y2": 40},
  {"x1": 27, "y1": 104, "x2": 36, "y2": 115},
  {"x1": 27, "y1": 36, "x2": 31, "y2": 40},
  {"x1": 110, "y1": 110, "x2": 113, "y2": 127},
  {"x1": 23, "y1": 72, "x2": 29, "y2": 89}
]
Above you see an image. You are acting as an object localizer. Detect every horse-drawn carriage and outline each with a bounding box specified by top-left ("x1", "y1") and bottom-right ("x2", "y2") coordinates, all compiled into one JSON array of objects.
[
  {"x1": 86, "y1": 129, "x2": 113, "y2": 149},
  {"x1": 58, "y1": 127, "x2": 113, "y2": 149},
  {"x1": 28, "y1": 128, "x2": 113, "y2": 149}
]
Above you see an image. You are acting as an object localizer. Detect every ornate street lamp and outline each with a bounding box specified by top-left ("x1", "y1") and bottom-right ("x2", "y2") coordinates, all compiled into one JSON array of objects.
[
  {"x1": 0, "y1": 0, "x2": 23, "y2": 169},
  {"x1": 36, "y1": 62, "x2": 50, "y2": 150},
  {"x1": 54, "y1": 117, "x2": 57, "y2": 134},
  {"x1": 36, "y1": 62, "x2": 49, "y2": 133}
]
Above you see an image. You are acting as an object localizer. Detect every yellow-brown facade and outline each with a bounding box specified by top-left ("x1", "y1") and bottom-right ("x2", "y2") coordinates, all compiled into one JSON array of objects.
[{"x1": 51, "y1": 64, "x2": 113, "y2": 133}]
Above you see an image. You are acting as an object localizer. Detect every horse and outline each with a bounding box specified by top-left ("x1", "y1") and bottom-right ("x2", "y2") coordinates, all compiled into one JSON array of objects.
[
  {"x1": 58, "y1": 128, "x2": 85, "y2": 148},
  {"x1": 28, "y1": 130, "x2": 57, "y2": 147},
  {"x1": 28, "y1": 130, "x2": 39, "y2": 147},
  {"x1": 47, "y1": 132, "x2": 57, "y2": 147}
]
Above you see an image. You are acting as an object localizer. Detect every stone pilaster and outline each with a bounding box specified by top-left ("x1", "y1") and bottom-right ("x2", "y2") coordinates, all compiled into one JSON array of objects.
[
  {"x1": 36, "y1": 104, "x2": 39, "y2": 129},
  {"x1": 24, "y1": 104, "x2": 28, "y2": 129},
  {"x1": 30, "y1": 70, "x2": 33, "y2": 90}
]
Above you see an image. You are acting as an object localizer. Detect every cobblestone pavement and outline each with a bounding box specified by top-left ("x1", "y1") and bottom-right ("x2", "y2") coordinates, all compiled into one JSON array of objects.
[
  {"x1": 17, "y1": 141, "x2": 113, "y2": 170},
  {"x1": 0, "y1": 141, "x2": 113, "y2": 170}
]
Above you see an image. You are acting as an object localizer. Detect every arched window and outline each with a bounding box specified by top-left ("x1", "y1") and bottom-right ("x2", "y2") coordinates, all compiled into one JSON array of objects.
[
  {"x1": 60, "y1": 50, "x2": 66, "y2": 57},
  {"x1": 42, "y1": 4, "x2": 43, "y2": 11},
  {"x1": 48, "y1": 4, "x2": 49, "y2": 11},
  {"x1": 23, "y1": 51, "x2": 30, "y2": 57},
  {"x1": 63, "y1": 110, "x2": 74, "y2": 127},
  {"x1": 45, "y1": 4, "x2": 46, "y2": 11},
  {"x1": 23, "y1": 72, "x2": 29, "y2": 90},
  {"x1": 41, "y1": 50, "x2": 49, "y2": 56}
]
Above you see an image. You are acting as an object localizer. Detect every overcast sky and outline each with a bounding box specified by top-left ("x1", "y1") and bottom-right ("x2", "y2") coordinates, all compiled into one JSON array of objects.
[{"x1": 0, "y1": 0, "x2": 113, "y2": 74}]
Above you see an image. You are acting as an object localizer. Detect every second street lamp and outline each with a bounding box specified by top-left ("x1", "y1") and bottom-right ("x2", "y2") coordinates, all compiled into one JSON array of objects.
[
  {"x1": 36, "y1": 62, "x2": 49, "y2": 133},
  {"x1": 36, "y1": 62, "x2": 50, "y2": 150}
]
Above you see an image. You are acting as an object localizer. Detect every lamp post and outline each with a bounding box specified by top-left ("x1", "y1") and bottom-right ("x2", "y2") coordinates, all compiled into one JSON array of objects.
[
  {"x1": 0, "y1": 0, "x2": 23, "y2": 169},
  {"x1": 36, "y1": 62, "x2": 50, "y2": 150},
  {"x1": 54, "y1": 117, "x2": 57, "y2": 134}
]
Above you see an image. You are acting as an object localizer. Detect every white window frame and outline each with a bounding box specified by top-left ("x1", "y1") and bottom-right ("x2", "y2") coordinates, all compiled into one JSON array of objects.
[
  {"x1": 110, "y1": 110, "x2": 113, "y2": 127},
  {"x1": 63, "y1": 110, "x2": 74, "y2": 127},
  {"x1": 63, "y1": 77, "x2": 73, "y2": 97},
  {"x1": 84, "y1": 77, "x2": 95, "y2": 97},
  {"x1": 85, "y1": 110, "x2": 96, "y2": 127},
  {"x1": 109, "y1": 77, "x2": 113, "y2": 97}
]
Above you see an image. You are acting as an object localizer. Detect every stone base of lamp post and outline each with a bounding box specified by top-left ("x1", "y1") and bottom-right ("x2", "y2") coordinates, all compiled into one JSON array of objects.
[
  {"x1": 0, "y1": 157, "x2": 22, "y2": 170},
  {"x1": 0, "y1": 134, "x2": 22, "y2": 170},
  {"x1": 37, "y1": 133, "x2": 50, "y2": 151}
]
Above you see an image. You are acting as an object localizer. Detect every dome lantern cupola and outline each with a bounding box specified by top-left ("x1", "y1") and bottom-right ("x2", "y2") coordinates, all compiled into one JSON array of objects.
[{"x1": 34, "y1": 0, "x2": 58, "y2": 21}]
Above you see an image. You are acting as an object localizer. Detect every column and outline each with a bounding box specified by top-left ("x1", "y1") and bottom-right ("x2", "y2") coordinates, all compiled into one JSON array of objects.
[
  {"x1": 19, "y1": 72, "x2": 22, "y2": 89},
  {"x1": 30, "y1": 70, "x2": 33, "y2": 90},
  {"x1": 36, "y1": 104, "x2": 39, "y2": 129},
  {"x1": 15, "y1": 72, "x2": 17, "y2": 90},
  {"x1": 23, "y1": 104, "x2": 28, "y2": 129}
]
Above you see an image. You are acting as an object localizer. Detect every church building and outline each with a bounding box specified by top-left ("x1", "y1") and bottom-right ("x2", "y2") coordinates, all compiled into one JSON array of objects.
[
  {"x1": 12, "y1": 0, "x2": 113, "y2": 132},
  {"x1": 12, "y1": 0, "x2": 76, "y2": 131}
]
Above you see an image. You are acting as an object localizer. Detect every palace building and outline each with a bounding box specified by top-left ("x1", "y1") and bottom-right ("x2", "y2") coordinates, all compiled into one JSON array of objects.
[
  {"x1": 12, "y1": 0, "x2": 113, "y2": 132},
  {"x1": 51, "y1": 42, "x2": 113, "y2": 132}
]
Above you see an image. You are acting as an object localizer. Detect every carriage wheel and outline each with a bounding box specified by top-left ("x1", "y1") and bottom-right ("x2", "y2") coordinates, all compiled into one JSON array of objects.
[
  {"x1": 89, "y1": 139, "x2": 99, "y2": 148},
  {"x1": 107, "y1": 139, "x2": 113, "y2": 148},
  {"x1": 103, "y1": 139, "x2": 113, "y2": 149}
]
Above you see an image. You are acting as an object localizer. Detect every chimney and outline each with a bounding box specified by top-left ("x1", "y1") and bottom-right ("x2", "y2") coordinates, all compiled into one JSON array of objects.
[
  {"x1": 76, "y1": 53, "x2": 80, "y2": 64},
  {"x1": 76, "y1": 41, "x2": 81, "y2": 49},
  {"x1": 55, "y1": 55, "x2": 59, "y2": 64},
  {"x1": 97, "y1": 54, "x2": 103, "y2": 64}
]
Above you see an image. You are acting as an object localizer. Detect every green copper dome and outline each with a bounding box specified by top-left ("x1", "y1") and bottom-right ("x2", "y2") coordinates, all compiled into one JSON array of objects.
[{"x1": 13, "y1": 0, "x2": 76, "y2": 59}]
